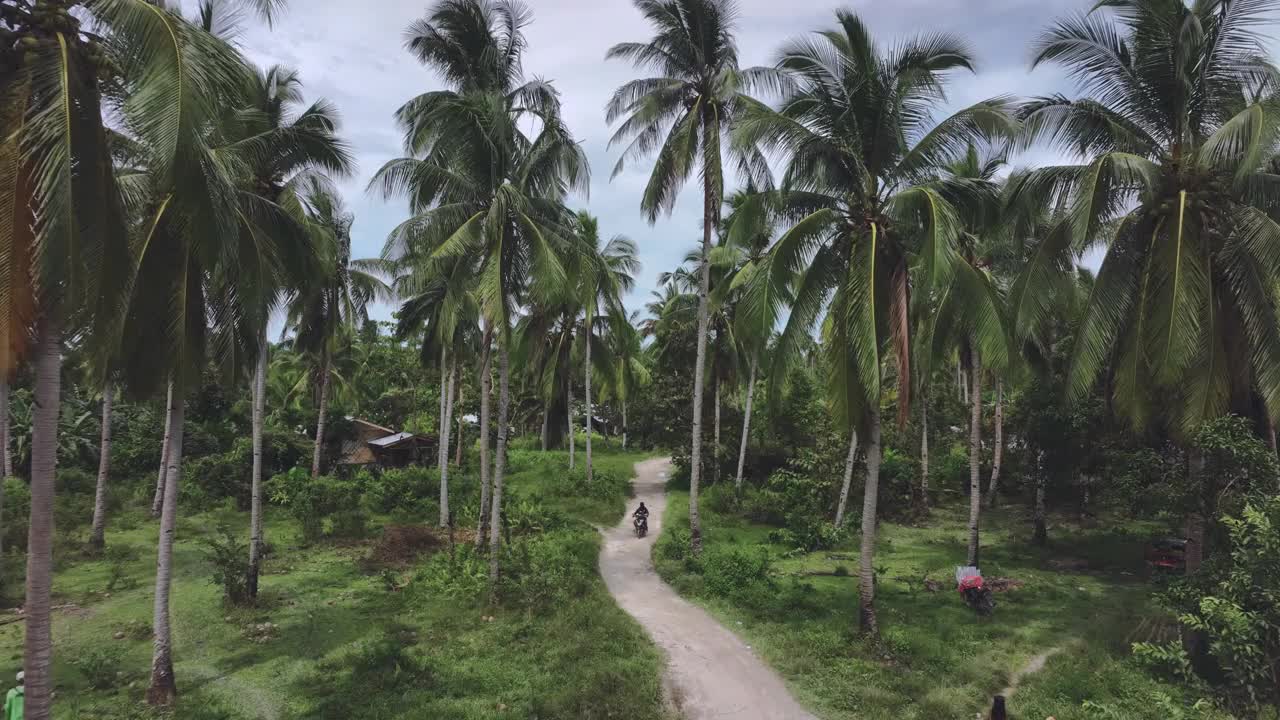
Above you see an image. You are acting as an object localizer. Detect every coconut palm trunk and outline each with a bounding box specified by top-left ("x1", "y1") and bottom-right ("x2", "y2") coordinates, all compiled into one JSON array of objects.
[
  {"x1": 688, "y1": 176, "x2": 715, "y2": 556},
  {"x1": 489, "y1": 342, "x2": 512, "y2": 589},
  {"x1": 584, "y1": 311, "x2": 594, "y2": 484},
  {"x1": 734, "y1": 358, "x2": 757, "y2": 489},
  {"x1": 1, "y1": 377, "x2": 10, "y2": 477},
  {"x1": 567, "y1": 383, "x2": 575, "y2": 469},
  {"x1": 834, "y1": 430, "x2": 858, "y2": 526},
  {"x1": 475, "y1": 336, "x2": 492, "y2": 548},
  {"x1": 987, "y1": 381, "x2": 1003, "y2": 509},
  {"x1": 24, "y1": 317, "x2": 62, "y2": 719},
  {"x1": 920, "y1": 391, "x2": 930, "y2": 510},
  {"x1": 310, "y1": 352, "x2": 331, "y2": 479},
  {"x1": 88, "y1": 385, "x2": 114, "y2": 550},
  {"x1": 1032, "y1": 449, "x2": 1047, "y2": 546},
  {"x1": 967, "y1": 352, "x2": 982, "y2": 566},
  {"x1": 439, "y1": 357, "x2": 456, "y2": 526},
  {"x1": 540, "y1": 401, "x2": 549, "y2": 451},
  {"x1": 1185, "y1": 449, "x2": 1206, "y2": 573},
  {"x1": 858, "y1": 402, "x2": 883, "y2": 633},
  {"x1": 713, "y1": 377, "x2": 722, "y2": 483},
  {"x1": 152, "y1": 380, "x2": 174, "y2": 518},
  {"x1": 147, "y1": 391, "x2": 185, "y2": 705},
  {"x1": 622, "y1": 400, "x2": 628, "y2": 450},
  {"x1": 248, "y1": 334, "x2": 268, "y2": 599},
  {"x1": 455, "y1": 385, "x2": 464, "y2": 467}
]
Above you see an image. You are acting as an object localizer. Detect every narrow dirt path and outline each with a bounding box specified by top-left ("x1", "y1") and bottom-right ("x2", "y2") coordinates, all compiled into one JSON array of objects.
[{"x1": 599, "y1": 457, "x2": 817, "y2": 720}]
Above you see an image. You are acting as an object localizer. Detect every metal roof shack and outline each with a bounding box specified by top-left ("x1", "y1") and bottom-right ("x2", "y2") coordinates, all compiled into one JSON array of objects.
[{"x1": 336, "y1": 418, "x2": 434, "y2": 468}]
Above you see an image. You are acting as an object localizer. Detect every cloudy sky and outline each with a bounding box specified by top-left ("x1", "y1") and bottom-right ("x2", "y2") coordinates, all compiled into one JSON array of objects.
[{"x1": 227, "y1": 0, "x2": 1110, "y2": 320}]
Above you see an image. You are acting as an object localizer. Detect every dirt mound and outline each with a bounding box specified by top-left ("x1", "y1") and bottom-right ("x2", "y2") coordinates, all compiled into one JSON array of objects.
[{"x1": 363, "y1": 525, "x2": 443, "y2": 569}]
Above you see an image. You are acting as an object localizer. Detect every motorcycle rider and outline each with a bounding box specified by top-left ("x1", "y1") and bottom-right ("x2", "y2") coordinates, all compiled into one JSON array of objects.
[{"x1": 632, "y1": 502, "x2": 650, "y2": 533}]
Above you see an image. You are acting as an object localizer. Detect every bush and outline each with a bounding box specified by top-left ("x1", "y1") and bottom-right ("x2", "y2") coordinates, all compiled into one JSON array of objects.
[
  {"x1": 201, "y1": 524, "x2": 252, "y2": 605},
  {"x1": 768, "y1": 521, "x2": 846, "y2": 554},
  {"x1": 546, "y1": 465, "x2": 629, "y2": 501},
  {"x1": 413, "y1": 544, "x2": 489, "y2": 602},
  {"x1": 1137, "y1": 494, "x2": 1280, "y2": 713},
  {"x1": 499, "y1": 531, "x2": 595, "y2": 609},
  {"x1": 1, "y1": 477, "x2": 30, "y2": 553},
  {"x1": 703, "y1": 547, "x2": 772, "y2": 600},
  {"x1": 74, "y1": 646, "x2": 125, "y2": 690},
  {"x1": 268, "y1": 468, "x2": 365, "y2": 543},
  {"x1": 365, "y1": 466, "x2": 437, "y2": 514},
  {"x1": 103, "y1": 544, "x2": 139, "y2": 592}
]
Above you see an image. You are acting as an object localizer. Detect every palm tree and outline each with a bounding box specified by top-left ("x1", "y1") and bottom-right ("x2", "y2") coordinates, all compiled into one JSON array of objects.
[
  {"x1": 0, "y1": 0, "x2": 287, "y2": 710},
  {"x1": 227, "y1": 64, "x2": 353, "y2": 597},
  {"x1": 735, "y1": 11, "x2": 1014, "y2": 632},
  {"x1": 87, "y1": 384, "x2": 114, "y2": 550},
  {"x1": 603, "y1": 311, "x2": 650, "y2": 450},
  {"x1": 921, "y1": 146, "x2": 1014, "y2": 567},
  {"x1": 606, "y1": 0, "x2": 778, "y2": 554},
  {"x1": 576, "y1": 212, "x2": 639, "y2": 482},
  {"x1": 1013, "y1": 0, "x2": 1280, "y2": 572},
  {"x1": 286, "y1": 178, "x2": 389, "y2": 482},
  {"x1": 369, "y1": 0, "x2": 588, "y2": 589}
]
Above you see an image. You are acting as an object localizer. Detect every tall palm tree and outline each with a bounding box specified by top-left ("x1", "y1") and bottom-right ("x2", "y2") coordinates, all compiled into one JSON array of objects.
[
  {"x1": 576, "y1": 212, "x2": 638, "y2": 482},
  {"x1": 921, "y1": 146, "x2": 1014, "y2": 567},
  {"x1": 1013, "y1": 0, "x2": 1280, "y2": 572},
  {"x1": 226, "y1": 64, "x2": 353, "y2": 597},
  {"x1": 602, "y1": 311, "x2": 650, "y2": 450},
  {"x1": 286, "y1": 178, "x2": 389, "y2": 481},
  {"x1": 0, "y1": 0, "x2": 287, "y2": 711},
  {"x1": 369, "y1": 0, "x2": 588, "y2": 589},
  {"x1": 606, "y1": 0, "x2": 777, "y2": 554},
  {"x1": 735, "y1": 11, "x2": 1014, "y2": 632}
]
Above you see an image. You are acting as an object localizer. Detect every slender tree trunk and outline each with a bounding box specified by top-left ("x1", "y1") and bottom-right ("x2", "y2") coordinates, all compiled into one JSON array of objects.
[
  {"x1": 920, "y1": 390, "x2": 930, "y2": 510},
  {"x1": 88, "y1": 385, "x2": 114, "y2": 550},
  {"x1": 584, "y1": 312, "x2": 594, "y2": 485},
  {"x1": 24, "y1": 316, "x2": 61, "y2": 719},
  {"x1": 688, "y1": 174, "x2": 715, "y2": 556},
  {"x1": 1, "y1": 377, "x2": 11, "y2": 478},
  {"x1": 1185, "y1": 448, "x2": 1206, "y2": 574},
  {"x1": 1268, "y1": 413, "x2": 1277, "y2": 456},
  {"x1": 0, "y1": 376, "x2": 7, "y2": 560},
  {"x1": 622, "y1": 400, "x2": 628, "y2": 450},
  {"x1": 147, "y1": 393, "x2": 185, "y2": 706},
  {"x1": 310, "y1": 353, "x2": 331, "y2": 479},
  {"x1": 151, "y1": 380, "x2": 173, "y2": 518},
  {"x1": 540, "y1": 401, "x2": 549, "y2": 451},
  {"x1": 960, "y1": 362, "x2": 969, "y2": 404},
  {"x1": 858, "y1": 402, "x2": 883, "y2": 634},
  {"x1": 835, "y1": 430, "x2": 858, "y2": 526},
  {"x1": 713, "y1": 377, "x2": 722, "y2": 484},
  {"x1": 987, "y1": 381, "x2": 1004, "y2": 509},
  {"x1": 476, "y1": 334, "x2": 492, "y2": 548},
  {"x1": 488, "y1": 342, "x2": 512, "y2": 591},
  {"x1": 967, "y1": 353, "x2": 982, "y2": 566},
  {"x1": 248, "y1": 334, "x2": 267, "y2": 599},
  {"x1": 438, "y1": 356, "x2": 456, "y2": 527},
  {"x1": 1032, "y1": 449, "x2": 1047, "y2": 546},
  {"x1": 567, "y1": 382, "x2": 575, "y2": 469},
  {"x1": 455, "y1": 384, "x2": 464, "y2": 467},
  {"x1": 734, "y1": 358, "x2": 757, "y2": 489}
]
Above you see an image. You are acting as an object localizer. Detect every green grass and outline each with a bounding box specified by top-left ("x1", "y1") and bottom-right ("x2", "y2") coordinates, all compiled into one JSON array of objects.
[
  {"x1": 6, "y1": 445, "x2": 670, "y2": 720},
  {"x1": 654, "y1": 486, "x2": 1231, "y2": 720}
]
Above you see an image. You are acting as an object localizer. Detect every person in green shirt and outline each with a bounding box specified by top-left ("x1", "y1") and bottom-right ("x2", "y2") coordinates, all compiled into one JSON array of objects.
[{"x1": 4, "y1": 671, "x2": 22, "y2": 720}]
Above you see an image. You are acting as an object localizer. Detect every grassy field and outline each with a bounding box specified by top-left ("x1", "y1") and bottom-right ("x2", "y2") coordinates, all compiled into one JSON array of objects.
[
  {"x1": 654, "y1": 486, "x2": 1230, "y2": 720},
  {"x1": 5, "y1": 446, "x2": 670, "y2": 720}
]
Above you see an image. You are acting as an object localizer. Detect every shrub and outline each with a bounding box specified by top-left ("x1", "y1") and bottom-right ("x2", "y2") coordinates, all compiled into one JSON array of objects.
[
  {"x1": 703, "y1": 547, "x2": 772, "y2": 599},
  {"x1": 930, "y1": 444, "x2": 968, "y2": 493},
  {"x1": 1, "y1": 477, "x2": 30, "y2": 552},
  {"x1": 499, "y1": 531, "x2": 595, "y2": 609},
  {"x1": 740, "y1": 487, "x2": 787, "y2": 526},
  {"x1": 268, "y1": 468, "x2": 365, "y2": 543},
  {"x1": 201, "y1": 524, "x2": 252, "y2": 605},
  {"x1": 413, "y1": 544, "x2": 489, "y2": 602},
  {"x1": 768, "y1": 521, "x2": 846, "y2": 554},
  {"x1": 1138, "y1": 494, "x2": 1280, "y2": 712},
  {"x1": 75, "y1": 646, "x2": 125, "y2": 690},
  {"x1": 365, "y1": 466, "x2": 437, "y2": 514},
  {"x1": 546, "y1": 465, "x2": 629, "y2": 501},
  {"x1": 702, "y1": 483, "x2": 740, "y2": 515},
  {"x1": 103, "y1": 544, "x2": 139, "y2": 592}
]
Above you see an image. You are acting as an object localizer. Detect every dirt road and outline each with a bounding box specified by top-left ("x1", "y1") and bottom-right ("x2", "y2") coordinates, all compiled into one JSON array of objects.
[{"x1": 598, "y1": 457, "x2": 817, "y2": 720}]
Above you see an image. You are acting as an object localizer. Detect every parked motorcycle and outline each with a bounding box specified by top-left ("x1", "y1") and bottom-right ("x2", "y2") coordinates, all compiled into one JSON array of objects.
[{"x1": 956, "y1": 566, "x2": 995, "y2": 616}]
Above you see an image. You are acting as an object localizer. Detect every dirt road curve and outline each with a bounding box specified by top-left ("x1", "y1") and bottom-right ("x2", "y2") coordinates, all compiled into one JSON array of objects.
[{"x1": 599, "y1": 457, "x2": 818, "y2": 720}]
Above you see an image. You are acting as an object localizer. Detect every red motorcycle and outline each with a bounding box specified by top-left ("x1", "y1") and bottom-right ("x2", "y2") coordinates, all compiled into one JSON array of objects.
[{"x1": 956, "y1": 566, "x2": 995, "y2": 616}]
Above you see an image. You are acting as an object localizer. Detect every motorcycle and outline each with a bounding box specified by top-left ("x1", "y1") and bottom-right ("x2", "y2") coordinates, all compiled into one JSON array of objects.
[
  {"x1": 633, "y1": 515, "x2": 648, "y2": 538},
  {"x1": 956, "y1": 566, "x2": 995, "y2": 616}
]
